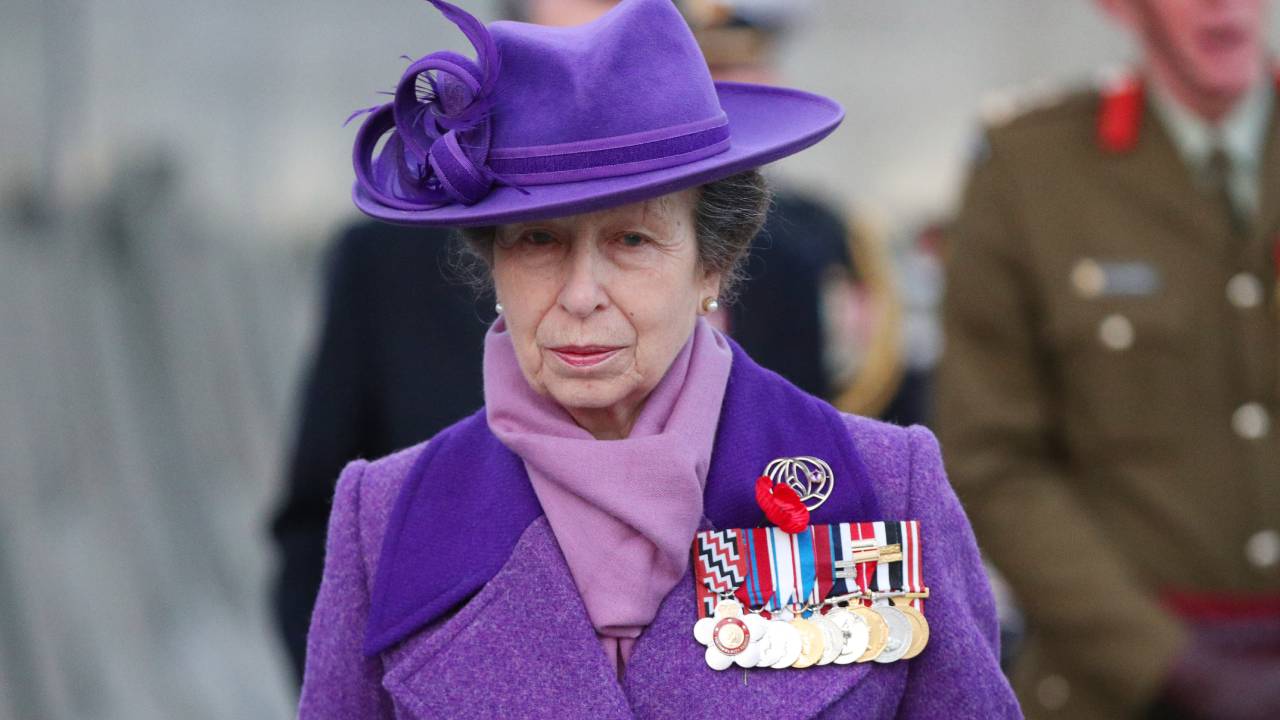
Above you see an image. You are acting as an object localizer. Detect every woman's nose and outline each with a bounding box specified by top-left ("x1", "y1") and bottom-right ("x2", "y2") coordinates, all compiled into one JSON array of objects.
[{"x1": 557, "y1": 242, "x2": 609, "y2": 318}]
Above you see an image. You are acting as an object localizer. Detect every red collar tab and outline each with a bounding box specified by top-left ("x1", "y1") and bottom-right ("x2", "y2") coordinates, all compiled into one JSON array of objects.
[
  {"x1": 1097, "y1": 75, "x2": 1144, "y2": 154},
  {"x1": 1099, "y1": 68, "x2": 1280, "y2": 155}
]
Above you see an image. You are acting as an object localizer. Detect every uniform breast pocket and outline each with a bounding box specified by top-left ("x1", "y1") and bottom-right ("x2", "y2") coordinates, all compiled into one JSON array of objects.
[{"x1": 1047, "y1": 301, "x2": 1192, "y2": 448}]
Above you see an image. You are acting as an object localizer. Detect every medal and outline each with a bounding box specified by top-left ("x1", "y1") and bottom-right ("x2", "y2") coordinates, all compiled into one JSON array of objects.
[
  {"x1": 892, "y1": 521, "x2": 930, "y2": 659},
  {"x1": 851, "y1": 605, "x2": 888, "y2": 662},
  {"x1": 826, "y1": 607, "x2": 870, "y2": 664},
  {"x1": 788, "y1": 617, "x2": 825, "y2": 669},
  {"x1": 694, "y1": 600, "x2": 770, "y2": 670},
  {"x1": 768, "y1": 618, "x2": 804, "y2": 669},
  {"x1": 893, "y1": 598, "x2": 930, "y2": 660},
  {"x1": 753, "y1": 618, "x2": 789, "y2": 667},
  {"x1": 813, "y1": 614, "x2": 844, "y2": 665},
  {"x1": 871, "y1": 603, "x2": 914, "y2": 664}
]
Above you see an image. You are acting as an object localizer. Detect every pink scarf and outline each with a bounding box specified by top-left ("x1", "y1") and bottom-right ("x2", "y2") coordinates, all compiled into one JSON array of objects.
[{"x1": 484, "y1": 317, "x2": 733, "y2": 674}]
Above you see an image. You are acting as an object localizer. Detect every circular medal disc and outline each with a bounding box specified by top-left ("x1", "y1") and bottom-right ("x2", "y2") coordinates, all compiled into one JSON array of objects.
[
  {"x1": 770, "y1": 620, "x2": 803, "y2": 669},
  {"x1": 789, "y1": 618, "x2": 825, "y2": 669},
  {"x1": 872, "y1": 605, "x2": 913, "y2": 664},
  {"x1": 827, "y1": 609, "x2": 870, "y2": 665},
  {"x1": 704, "y1": 644, "x2": 734, "y2": 670},
  {"x1": 851, "y1": 606, "x2": 888, "y2": 662},
  {"x1": 896, "y1": 604, "x2": 930, "y2": 659},
  {"x1": 813, "y1": 616, "x2": 844, "y2": 665},
  {"x1": 712, "y1": 617, "x2": 750, "y2": 656},
  {"x1": 755, "y1": 619, "x2": 788, "y2": 667}
]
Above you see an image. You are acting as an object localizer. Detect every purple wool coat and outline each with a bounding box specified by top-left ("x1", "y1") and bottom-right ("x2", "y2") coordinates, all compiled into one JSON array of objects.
[{"x1": 298, "y1": 349, "x2": 1020, "y2": 719}]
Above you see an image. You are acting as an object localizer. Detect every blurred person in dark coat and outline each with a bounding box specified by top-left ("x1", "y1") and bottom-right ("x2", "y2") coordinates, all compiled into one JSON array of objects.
[
  {"x1": 938, "y1": 1, "x2": 1280, "y2": 718},
  {"x1": 270, "y1": 222, "x2": 492, "y2": 679}
]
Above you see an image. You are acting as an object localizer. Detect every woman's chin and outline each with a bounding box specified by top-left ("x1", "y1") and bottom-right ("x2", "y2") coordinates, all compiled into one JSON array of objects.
[{"x1": 544, "y1": 378, "x2": 633, "y2": 413}]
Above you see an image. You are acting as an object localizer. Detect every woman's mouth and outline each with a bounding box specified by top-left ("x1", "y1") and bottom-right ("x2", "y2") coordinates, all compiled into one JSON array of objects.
[{"x1": 548, "y1": 345, "x2": 623, "y2": 368}]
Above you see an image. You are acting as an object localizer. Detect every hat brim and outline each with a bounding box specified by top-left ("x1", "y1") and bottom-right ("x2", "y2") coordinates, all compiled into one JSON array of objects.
[{"x1": 352, "y1": 81, "x2": 843, "y2": 228}]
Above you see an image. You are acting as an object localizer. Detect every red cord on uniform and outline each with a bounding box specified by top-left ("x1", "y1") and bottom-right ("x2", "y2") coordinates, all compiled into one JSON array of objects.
[{"x1": 755, "y1": 475, "x2": 810, "y2": 534}]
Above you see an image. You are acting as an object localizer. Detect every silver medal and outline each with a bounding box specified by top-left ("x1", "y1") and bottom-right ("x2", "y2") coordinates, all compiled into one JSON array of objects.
[
  {"x1": 768, "y1": 619, "x2": 804, "y2": 669},
  {"x1": 871, "y1": 604, "x2": 913, "y2": 664},
  {"x1": 754, "y1": 619, "x2": 790, "y2": 667},
  {"x1": 826, "y1": 608, "x2": 869, "y2": 665},
  {"x1": 813, "y1": 615, "x2": 844, "y2": 665}
]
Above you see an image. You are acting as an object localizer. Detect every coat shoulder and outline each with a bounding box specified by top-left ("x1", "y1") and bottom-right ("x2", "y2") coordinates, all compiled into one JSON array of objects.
[
  {"x1": 982, "y1": 84, "x2": 1096, "y2": 141},
  {"x1": 976, "y1": 84, "x2": 1099, "y2": 175},
  {"x1": 346, "y1": 440, "x2": 433, "y2": 578},
  {"x1": 839, "y1": 414, "x2": 932, "y2": 519}
]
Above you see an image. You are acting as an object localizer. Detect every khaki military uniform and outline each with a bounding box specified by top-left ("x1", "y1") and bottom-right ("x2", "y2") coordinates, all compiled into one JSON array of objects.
[{"x1": 938, "y1": 78, "x2": 1280, "y2": 719}]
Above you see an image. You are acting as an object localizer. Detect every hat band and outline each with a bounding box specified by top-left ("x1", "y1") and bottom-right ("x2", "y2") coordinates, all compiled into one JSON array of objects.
[{"x1": 485, "y1": 114, "x2": 731, "y2": 185}]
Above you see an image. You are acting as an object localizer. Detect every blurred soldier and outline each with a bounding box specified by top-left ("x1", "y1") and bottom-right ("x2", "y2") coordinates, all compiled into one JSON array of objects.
[{"x1": 938, "y1": 1, "x2": 1280, "y2": 718}]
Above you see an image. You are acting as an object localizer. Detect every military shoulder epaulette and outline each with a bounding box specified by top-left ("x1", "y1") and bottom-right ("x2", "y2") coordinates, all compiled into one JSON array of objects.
[{"x1": 978, "y1": 78, "x2": 1072, "y2": 130}]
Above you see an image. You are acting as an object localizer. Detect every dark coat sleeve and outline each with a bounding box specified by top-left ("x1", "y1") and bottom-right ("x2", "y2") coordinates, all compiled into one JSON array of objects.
[{"x1": 271, "y1": 226, "x2": 375, "y2": 680}]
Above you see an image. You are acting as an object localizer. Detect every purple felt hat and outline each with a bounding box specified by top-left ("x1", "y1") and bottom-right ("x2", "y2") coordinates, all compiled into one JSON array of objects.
[{"x1": 350, "y1": 0, "x2": 843, "y2": 228}]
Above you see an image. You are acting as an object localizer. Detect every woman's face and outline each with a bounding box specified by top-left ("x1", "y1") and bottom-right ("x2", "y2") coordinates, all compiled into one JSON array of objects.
[{"x1": 492, "y1": 189, "x2": 719, "y2": 437}]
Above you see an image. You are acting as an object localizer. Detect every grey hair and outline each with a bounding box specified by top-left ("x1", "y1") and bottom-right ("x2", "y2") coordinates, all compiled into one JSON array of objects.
[{"x1": 450, "y1": 169, "x2": 771, "y2": 304}]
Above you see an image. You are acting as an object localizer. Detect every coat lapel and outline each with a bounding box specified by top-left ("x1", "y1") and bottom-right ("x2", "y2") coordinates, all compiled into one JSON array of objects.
[
  {"x1": 380, "y1": 516, "x2": 632, "y2": 719},
  {"x1": 621, "y1": 563, "x2": 893, "y2": 720}
]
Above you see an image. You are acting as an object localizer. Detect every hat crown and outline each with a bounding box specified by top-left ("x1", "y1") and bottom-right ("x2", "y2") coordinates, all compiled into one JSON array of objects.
[{"x1": 486, "y1": 0, "x2": 724, "y2": 149}]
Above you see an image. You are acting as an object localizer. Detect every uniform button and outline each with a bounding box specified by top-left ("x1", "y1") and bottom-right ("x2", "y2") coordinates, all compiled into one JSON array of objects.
[
  {"x1": 1036, "y1": 674, "x2": 1071, "y2": 711},
  {"x1": 1232, "y1": 402, "x2": 1271, "y2": 440},
  {"x1": 1246, "y1": 530, "x2": 1280, "y2": 569},
  {"x1": 1226, "y1": 272, "x2": 1264, "y2": 309},
  {"x1": 1071, "y1": 259, "x2": 1106, "y2": 298},
  {"x1": 1098, "y1": 314, "x2": 1134, "y2": 350}
]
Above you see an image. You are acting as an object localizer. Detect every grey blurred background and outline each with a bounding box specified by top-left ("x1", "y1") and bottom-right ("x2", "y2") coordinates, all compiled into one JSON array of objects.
[{"x1": 0, "y1": 1, "x2": 1274, "y2": 718}]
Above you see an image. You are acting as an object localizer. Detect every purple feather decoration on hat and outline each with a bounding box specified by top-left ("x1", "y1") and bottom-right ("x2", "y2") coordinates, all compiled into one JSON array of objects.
[{"x1": 352, "y1": 0, "x2": 505, "y2": 209}]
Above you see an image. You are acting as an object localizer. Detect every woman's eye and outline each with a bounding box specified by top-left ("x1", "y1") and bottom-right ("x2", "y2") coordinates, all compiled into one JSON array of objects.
[
  {"x1": 620, "y1": 233, "x2": 648, "y2": 248},
  {"x1": 525, "y1": 230, "x2": 556, "y2": 245}
]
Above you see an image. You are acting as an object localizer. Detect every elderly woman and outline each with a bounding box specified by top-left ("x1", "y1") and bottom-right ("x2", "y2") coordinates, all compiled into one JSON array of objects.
[{"x1": 299, "y1": 1, "x2": 1018, "y2": 717}]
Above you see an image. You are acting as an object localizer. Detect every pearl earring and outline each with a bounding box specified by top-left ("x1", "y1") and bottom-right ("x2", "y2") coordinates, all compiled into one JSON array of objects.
[
  {"x1": 702, "y1": 297, "x2": 720, "y2": 313},
  {"x1": 495, "y1": 302, "x2": 505, "y2": 314}
]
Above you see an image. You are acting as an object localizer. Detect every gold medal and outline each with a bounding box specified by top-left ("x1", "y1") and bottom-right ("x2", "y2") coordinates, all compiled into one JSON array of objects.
[
  {"x1": 850, "y1": 605, "x2": 888, "y2": 662},
  {"x1": 788, "y1": 617, "x2": 826, "y2": 668},
  {"x1": 892, "y1": 598, "x2": 930, "y2": 659}
]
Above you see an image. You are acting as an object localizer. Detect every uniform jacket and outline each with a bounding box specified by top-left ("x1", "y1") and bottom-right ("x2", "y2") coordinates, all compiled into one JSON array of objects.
[
  {"x1": 938, "y1": 76, "x2": 1280, "y2": 719},
  {"x1": 299, "y1": 343, "x2": 1018, "y2": 718}
]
